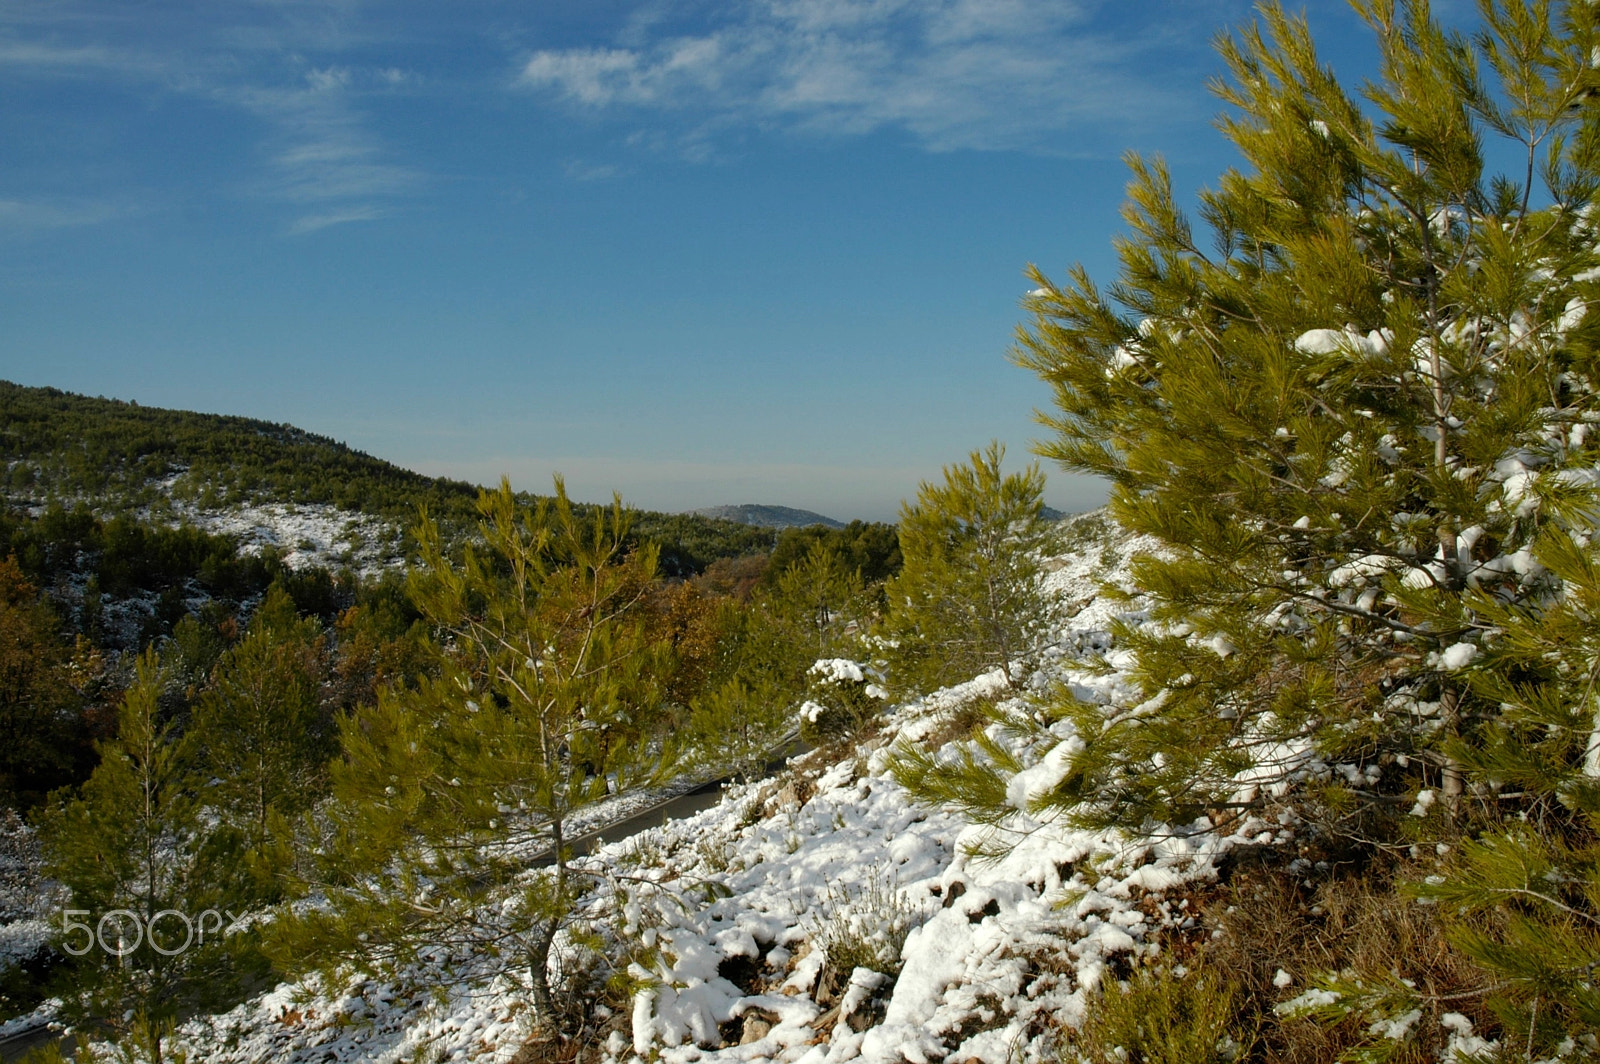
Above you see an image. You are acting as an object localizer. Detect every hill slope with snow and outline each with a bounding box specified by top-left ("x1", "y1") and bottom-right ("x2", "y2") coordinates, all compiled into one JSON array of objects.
[
  {"x1": 0, "y1": 381, "x2": 779, "y2": 578},
  {"x1": 102, "y1": 516, "x2": 1251, "y2": 1063},
  {"x1": 8, "y1": 511, "x2": 1491, "y2": 1063}
]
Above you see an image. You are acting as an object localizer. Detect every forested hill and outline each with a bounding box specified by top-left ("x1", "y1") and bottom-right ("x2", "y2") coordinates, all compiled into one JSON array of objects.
[
  {"x1": 0, "y1": 381, "x2": 777, "y2": 574},
  {"x1": 0, "y1": 380, "x2": 476, "y2": 514}
]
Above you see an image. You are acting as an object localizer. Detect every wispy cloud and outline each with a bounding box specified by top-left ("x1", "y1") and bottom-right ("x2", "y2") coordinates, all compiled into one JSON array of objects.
[
  {"x1": 0, "y1": 197, "x2": 129, "y2": 230},
  {"x1": 0, "y1": 37, "x2": 150, "y2": 73},
  {"x1": 286, "y1": 203, "x2": 386, "y2": 234},
  {"x1": 563, "y1": 158, "x2": 621, "y2": 182},
  {"x1": 0, "y1": 3, "x2": 426, "y2": 235},
  {"x1": 517, "y1": 0, "x2": 1206, "y2": 154},
  {"x1": 232, "y1": 67, "x2": 426, "y2": 231}
]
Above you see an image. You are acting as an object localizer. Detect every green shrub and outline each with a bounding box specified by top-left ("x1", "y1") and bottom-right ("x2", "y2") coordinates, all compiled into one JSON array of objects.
[
  {"x1": 1062, "y1": 964, "x2": 1253, "y2": 1064},
  {"x1": 797, "y1": 658, "x2": 886, "y2": 744}
]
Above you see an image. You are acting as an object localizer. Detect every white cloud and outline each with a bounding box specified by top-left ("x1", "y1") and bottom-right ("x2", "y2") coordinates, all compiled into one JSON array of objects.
[
  {"x1": 563, "y1": 159, "x2": 621, "y2": 182},
  {"x1": 523, "y1": 48, "x2": 645, "y2": 104},
  {"x1": 0, "y1": 38, "x2": 141, "y2": 72},
  {"x1": 286, "y1": 203, "x2": 385, "y2": 234},
  {"x1": 0, "y1": 4, "x2": 425, "y2": 233},
  {"x1": 228, "y1": 73, "x2": 425, "y2": 233},
  {"x1": 305, "y1": 65, "x2": 352, "y2": 92},
  {"x1": 516, "y1": 0, "x2": 1200, "y2": 153}
]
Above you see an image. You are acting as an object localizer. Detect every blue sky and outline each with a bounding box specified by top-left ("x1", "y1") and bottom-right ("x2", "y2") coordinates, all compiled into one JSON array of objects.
[{"x1": 1, "y1": 0, "x2": 1394, "y2": 521}]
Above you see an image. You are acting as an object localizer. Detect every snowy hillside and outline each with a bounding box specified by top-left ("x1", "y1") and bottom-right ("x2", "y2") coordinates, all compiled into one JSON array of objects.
[
  {"x1": 72, "y1": 515, "x2": 1224, "y2": 1063},
  {"x1": 155, "y1": 496, "x2": 407, "y2": 576},
  {"x1": 0, "y1": 381, "x2": 780, "y2": 582},
  {"x1": 5, "y1": 509, "x2": 1498, "y2": 1063}
]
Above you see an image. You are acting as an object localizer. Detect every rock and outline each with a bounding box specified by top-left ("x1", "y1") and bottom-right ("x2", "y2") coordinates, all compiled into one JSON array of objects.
[{"x1": 739, "y1": 1010, "x2": 777, "y2": 1044}]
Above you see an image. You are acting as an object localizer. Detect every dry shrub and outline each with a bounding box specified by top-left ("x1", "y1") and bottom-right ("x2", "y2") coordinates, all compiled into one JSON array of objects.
[
  {"x1": 805, "y1": 871, "x2": 919, "y2": 1001},
  {"x1": 1198, "y1": 866, "x2": 1491, "y2": 1064},
  {"x1": 509, "y1": 1031, "x2": 583, "y2": 1064},
  {"x1": 762, "y1": 762, "x2": 820, "y2": 818}
]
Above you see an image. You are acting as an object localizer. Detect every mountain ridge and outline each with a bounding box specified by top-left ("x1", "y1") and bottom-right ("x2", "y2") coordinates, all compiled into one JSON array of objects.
[{"x1": 686, "y1": 504, "x2": 845, "y2": 529}]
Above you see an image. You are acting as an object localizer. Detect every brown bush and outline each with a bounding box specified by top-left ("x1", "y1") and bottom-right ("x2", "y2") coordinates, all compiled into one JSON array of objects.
[{"x1": 1197, "y1": 865, "x2": 1492, "y2": 1064}]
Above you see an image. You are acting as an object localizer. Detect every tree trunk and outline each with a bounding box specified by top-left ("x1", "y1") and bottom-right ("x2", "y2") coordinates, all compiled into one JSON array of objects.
[
  {"x1": 1440, "y1": 683, "x2": 1463, "y2": 820},
  {"x1": 527, "y1": 817, "x2": 567, "y2": 1029},
  {"x1": 1429, "y1": 298, "x2": 1466, "y2": 820}
]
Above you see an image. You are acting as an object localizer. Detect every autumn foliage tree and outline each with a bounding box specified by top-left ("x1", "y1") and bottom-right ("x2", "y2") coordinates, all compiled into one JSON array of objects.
[{"x1": 0, "y1": 556, "x2": 93, "y2": 810}]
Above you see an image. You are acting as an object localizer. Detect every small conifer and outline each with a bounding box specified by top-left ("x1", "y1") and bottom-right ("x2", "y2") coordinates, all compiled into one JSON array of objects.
[
  {"x1": 271, "y1": 478, "x2": 677, "y2": 1030},
  {"x1": 43, "y1": 651, "x2": 260, "y2": 1063},
  {"x1": 189, "y1": 588, "x2": 332, "y2": 853},
  {"x1": 881, "y1": 441, "x2": 1054, "y2": 694}
]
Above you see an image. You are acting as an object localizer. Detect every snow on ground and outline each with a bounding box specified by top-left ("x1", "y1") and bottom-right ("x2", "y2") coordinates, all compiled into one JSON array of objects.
[
  {"x1": 0, "y1": 813, "x2": 55, "y2": 978},
  {"x1": 591, "y1": 542, "x2": 1246, "y2": 1064},
  {"x1": 588, "y1": 750, "x2": 1235, "y2": 1064},
  {"x1": 160, "y1": 499, "x2": 406, "y2": 576},
  {"x1": 14, "y1": 496, "x2": 403, "y2": 647},
  {"x1": 15, "y1": 471, "x2": 408, "y2": 577},
  {"x1": 27, "y1": 512, "x2": 1306, "y2": 1062},
  {"x1": 103, "y1": 512, "x2": 1233, "y2": 1064}
]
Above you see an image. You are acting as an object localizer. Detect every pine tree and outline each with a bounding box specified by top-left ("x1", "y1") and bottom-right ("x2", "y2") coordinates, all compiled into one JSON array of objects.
[
  {"x1": 1352, "y1": 529, "x2": 1600, "y2": 1054},
  {"x1": 42, "y1": 651, "x2": 260, "y2": 1063},
  {"x1": 270, "y1": 478, "x2": 677, "y2": 1031},
  {"x1": 684, "y1": 540, "x2": 881, "y2": 769},
  {"x1": 1010, "y1": 0, "x2": 1600, "y2": 837},
  {"x1": 684, "y1": 673, "x2": 793, "y2": 782},
  {"x1": 881, "y1": 442, "x2": 1054, "y2": 694},
  {"x1": 189, "y1": 587, "x2": 332, "y2": 852},
  {"x1": 771, "y1": 539, "x2": 868, "y2": 664},
  {"x1": 989, "y1": 0, "x2": 1600, "y2": 1052}
]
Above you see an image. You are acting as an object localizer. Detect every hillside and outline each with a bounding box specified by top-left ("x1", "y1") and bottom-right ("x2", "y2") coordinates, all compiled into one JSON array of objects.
[
  {"x1": 6, "y1": 512, "x2": 1140, "y2": 1062},
  {"x1": 79, "y1": 511, "x2": 1353, "y2": 1064},
  {"x1": 0, "y1": 381, "x2": 478, "y2": 516},
  {"x1": 0, "y1": 381, "x2": 777, "y2": 575}
]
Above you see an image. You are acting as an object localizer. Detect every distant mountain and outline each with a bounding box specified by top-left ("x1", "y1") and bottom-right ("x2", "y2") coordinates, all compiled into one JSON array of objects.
[{"x1": 688, "y1": 504, "x2": 845, "y2": 530}]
